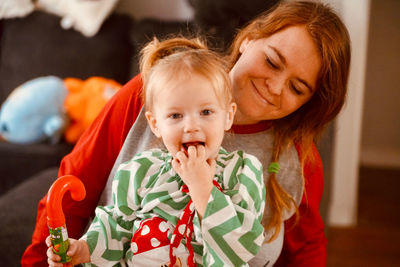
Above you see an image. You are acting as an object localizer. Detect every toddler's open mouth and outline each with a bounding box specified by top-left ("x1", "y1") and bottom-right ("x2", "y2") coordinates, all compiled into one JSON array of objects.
[{"x1": 182, "y1": 142, "x2": 205, "y2": 152}]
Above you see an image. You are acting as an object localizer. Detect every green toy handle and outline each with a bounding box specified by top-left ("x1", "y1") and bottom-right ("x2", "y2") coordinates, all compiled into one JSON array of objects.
[{"x1": 47, "y1": 175, "x2": 86, "y2": 265}]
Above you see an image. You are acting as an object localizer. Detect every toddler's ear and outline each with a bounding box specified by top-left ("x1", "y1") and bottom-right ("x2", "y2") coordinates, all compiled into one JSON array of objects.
[
  {"x1": 225, "y1": 103, "x2": 237, "y2": 131},
  {"x1": 145, "y1": 111, "x2": 161, "y2": 138}
]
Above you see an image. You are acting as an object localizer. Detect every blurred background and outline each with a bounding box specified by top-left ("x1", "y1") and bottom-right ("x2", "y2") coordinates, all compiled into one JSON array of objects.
[{"x1": 0, "y1": 0, "x2": 398, "y2": 266}]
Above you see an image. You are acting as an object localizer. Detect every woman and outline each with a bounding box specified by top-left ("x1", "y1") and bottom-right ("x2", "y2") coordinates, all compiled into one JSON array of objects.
[{"x1": 23, "y1": 1, "x2": 350, "y2": 266}]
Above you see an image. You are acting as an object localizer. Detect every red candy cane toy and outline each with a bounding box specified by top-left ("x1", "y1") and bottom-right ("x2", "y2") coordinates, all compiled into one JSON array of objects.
[{"x1": 47, "y1": 175, "x2": 86, "y2": 266}]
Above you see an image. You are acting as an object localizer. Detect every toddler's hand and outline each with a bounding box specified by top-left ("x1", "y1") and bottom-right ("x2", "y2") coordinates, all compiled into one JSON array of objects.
[
  {"x1": 172, "y1": 145, "x2": 216, "y2": 188},
  {"x1": 172, "y1": 145, "x2": 216, "y2": 217},
  {"x1": 46, "y1": 235, "x2": 90, "y2": 266}
]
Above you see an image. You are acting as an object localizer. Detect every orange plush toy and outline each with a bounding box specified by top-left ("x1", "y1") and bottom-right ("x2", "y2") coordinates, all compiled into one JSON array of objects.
[{"x1": 64, "y1": 77, "x2": 121, "y2": 143}]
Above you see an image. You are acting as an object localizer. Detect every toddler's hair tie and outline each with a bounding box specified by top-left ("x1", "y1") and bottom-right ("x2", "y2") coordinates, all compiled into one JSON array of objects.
[{"x1": 268, "y1": 162, "x2": 280, "y2": 174}]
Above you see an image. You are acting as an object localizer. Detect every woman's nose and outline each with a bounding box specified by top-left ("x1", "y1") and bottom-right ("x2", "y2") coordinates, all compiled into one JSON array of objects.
[{"x1": 266, "y1": 77, "x2": 284, "y2": 96}]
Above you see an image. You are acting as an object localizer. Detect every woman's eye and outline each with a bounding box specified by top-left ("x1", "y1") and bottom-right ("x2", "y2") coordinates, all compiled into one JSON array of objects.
[
  {"x1": 169, "y1": 113, "x2": 182, "y2": 119},
  {"x1": 266, "y1": 57, "x2": 279, "y2": 70},
  {"x1": 290, "y1": 83, "x2": 303, "y2": 96},
  {"x1": 201, "y1": 109, "x2": 212, "y2": 116}
]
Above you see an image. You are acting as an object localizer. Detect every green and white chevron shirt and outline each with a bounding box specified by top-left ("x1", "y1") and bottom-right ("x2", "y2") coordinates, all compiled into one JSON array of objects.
[{"x1": 82, "y1": 148, "x2": 265, "y2": 267}]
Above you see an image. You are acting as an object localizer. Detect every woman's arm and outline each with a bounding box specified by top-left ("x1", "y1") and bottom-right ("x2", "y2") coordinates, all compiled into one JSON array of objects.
[
  {"x1": 21, "y1": 75, "x2": 144, "y2": 266},
  {"x1": 275, "y1": 144, "x2": 327, "y2": 266}
]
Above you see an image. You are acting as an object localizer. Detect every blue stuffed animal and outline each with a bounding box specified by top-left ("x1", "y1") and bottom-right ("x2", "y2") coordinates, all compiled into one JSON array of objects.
[{"x1": 0, "y1": 76, "x2": 69, "y2": 144}]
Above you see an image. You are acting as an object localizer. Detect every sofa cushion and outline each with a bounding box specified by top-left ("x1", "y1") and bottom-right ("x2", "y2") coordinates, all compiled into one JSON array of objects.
[
  {"x1": 0, "y1": 11, "x2": 134, "y2": 104},
  {"x1": 129, "y1": 18, "x2": 195, "y2": 76},
  {"x1": 0, "y1": 141, "x2": 73, "y2": 195},
  {"x1": 0, "y1": 167, "x2": 58, "y2": 267},
  {"x1": 188, "y1": 0, "x2": 279, "y2": 50}
]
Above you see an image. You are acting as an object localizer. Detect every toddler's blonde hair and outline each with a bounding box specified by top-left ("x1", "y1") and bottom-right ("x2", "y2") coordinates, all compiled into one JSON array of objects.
[{"x1": 139, "y1": 37, "x2": 233, "y2": 111}]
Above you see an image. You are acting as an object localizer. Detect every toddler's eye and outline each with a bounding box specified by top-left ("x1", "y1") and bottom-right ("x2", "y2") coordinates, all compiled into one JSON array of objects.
[
  {"x1": 169, "y1": 113, "x2": 182, "y2": 119},
  {"x1": 201, "y1": 109, "x2": 212, "y2": 116}
]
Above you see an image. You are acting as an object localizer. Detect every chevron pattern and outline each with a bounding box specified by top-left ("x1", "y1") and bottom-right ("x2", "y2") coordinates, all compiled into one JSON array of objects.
[{"x1": 82, "y1": 148, "x2": 265, "y2": 266}]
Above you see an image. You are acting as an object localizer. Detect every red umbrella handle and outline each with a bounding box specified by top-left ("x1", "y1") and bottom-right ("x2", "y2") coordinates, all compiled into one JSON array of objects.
[{"x1": 47, "y1": 175, "x2": 86, "y2": 265}]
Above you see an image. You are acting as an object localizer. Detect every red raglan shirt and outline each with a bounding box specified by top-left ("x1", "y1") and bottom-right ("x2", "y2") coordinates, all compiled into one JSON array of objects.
[{"x1": 21, "y1": 74, "x2": 327, "y2": 266}]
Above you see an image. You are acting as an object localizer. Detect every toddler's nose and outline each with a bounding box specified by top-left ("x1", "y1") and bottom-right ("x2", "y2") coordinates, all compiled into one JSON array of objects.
[{"x1": 183, "y1": 116, "x2": 200, "y2": 133}]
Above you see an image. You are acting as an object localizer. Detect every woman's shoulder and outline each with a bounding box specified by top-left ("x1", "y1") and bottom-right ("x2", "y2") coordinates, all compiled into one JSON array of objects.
[
  {"x1": 298, "y1": 143, "x2": 324, "y2": 196},
  {"x1": 108, "y1": 74, "x2": 143, "y2": 105},
  {"x1": 294, "y1": 143, "x2": 323, "y2": 180}
]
